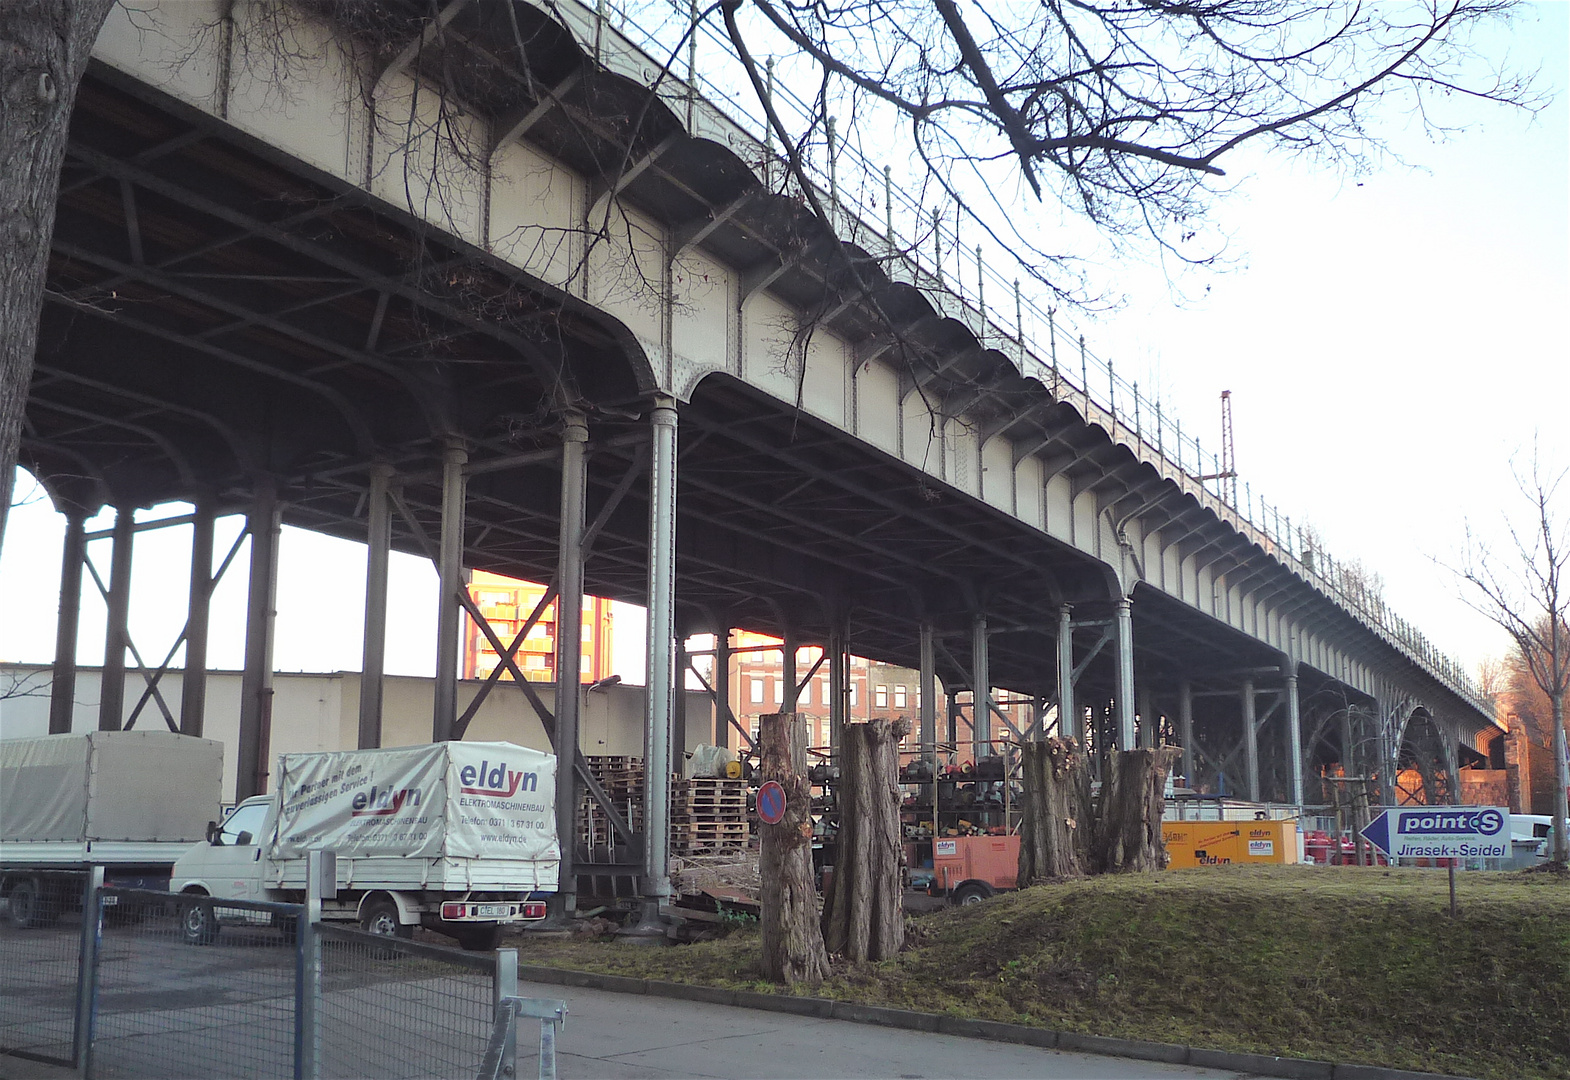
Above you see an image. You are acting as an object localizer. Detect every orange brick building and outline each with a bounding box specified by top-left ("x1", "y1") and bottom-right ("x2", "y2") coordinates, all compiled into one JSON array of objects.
[{"x1": 463, "y1": 570, "x2": 615, "y2": 684}]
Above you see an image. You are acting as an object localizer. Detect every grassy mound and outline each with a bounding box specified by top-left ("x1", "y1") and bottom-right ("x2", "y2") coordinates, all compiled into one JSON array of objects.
[{"x1": 508, "y1": 866, "x2": 1570, "y2": 1079}]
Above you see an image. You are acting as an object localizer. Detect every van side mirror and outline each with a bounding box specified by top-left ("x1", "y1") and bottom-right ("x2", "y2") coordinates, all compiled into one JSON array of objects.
[
  {"x1": 235, "y1": 830, "x2": 254, "y2": 846},
  {"x1": 206, "y1": 821, "x2": 221, "y2": 845}
]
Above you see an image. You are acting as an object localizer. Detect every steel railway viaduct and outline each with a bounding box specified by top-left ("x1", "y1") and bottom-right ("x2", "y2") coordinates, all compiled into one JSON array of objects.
[{"x1": 19, "y1": 0, "x2": 1494, "y2": 910}]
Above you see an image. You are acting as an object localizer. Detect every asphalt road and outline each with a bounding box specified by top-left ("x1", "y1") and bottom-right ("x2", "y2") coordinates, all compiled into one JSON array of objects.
[
  {"x1": 518, "y1": 979, "x2": 1245, "y2": 1080},
  {"x1": 4, "y1": 913, "x2": 1247, "y2": 1080}
]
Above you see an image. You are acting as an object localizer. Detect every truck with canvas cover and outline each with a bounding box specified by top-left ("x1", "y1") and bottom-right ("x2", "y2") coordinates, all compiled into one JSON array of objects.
[
  {"x1": 170, "y1": 741, "x2": 558, "y2": 949},
  {"x1": 0, "y1": 730, "x2": 224, "y2": 928}
]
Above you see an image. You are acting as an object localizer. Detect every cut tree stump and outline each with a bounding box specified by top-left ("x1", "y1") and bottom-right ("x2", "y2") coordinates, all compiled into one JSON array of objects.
[
  {"x1": 757, "y1": 712, "x2": 829, "y2": 986},
  {"x1": 1015, "y1": 737, "x2": 1092, "y2": 884},
  {"x1": 1090, "y1": 747, "x2": 1182, "y2": 873},
  {"x1": 821, "y1": 718, "x2": 907, "y2": 962}
]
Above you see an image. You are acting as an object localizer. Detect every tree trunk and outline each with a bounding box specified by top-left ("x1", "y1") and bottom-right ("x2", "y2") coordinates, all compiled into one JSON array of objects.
[
  {"x1": 1552, "y1": 689, "x2": 1568, "y2": 864},
  {"x1": 1015, "y1": 737, "x2": 1091, "y2": 884},
  {"x1": 0, "y1": 0, "x2": 118, "y2": 542},
  {"x1": 758, "y1": 712, "x2": 829, "y2": 986},
  {"x1": 1089, "y1": 747, "x2": 1181, "y2": 873},
  {"x1": 821, "y1": 718, "x2": 906, "y2": 962}
]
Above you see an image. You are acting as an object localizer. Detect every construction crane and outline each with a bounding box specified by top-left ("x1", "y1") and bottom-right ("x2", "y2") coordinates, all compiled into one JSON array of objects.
[{"x1": 1199, "y1": 390, "x2": 1238, "y2": 504}]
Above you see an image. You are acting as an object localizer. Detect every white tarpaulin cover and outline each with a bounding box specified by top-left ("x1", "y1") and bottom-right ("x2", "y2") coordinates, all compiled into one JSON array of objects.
[
  {"x1": 1, "y1": 731, "x2": 222, "y2": 843},
  {"x1": 271, "y1": 742, "x2": 558, "y2": 863}
]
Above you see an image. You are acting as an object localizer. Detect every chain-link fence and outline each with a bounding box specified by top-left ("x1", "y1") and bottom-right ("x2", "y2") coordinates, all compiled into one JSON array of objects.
[
  {"x1": 43, "y1": 885, "x2": 565, "y2": 1080},
  {"x1": 0, "y1": 869, "x2": 90, "y2": 1066},
  {"x1": 87, "y1": 887, "x2": 303, "y2": 1079},
  {"x1": 315, "y1": 924, "x2": 496, "y2": 1079}
]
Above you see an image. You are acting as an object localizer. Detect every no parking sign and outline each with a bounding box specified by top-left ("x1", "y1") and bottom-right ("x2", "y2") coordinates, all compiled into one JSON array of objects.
[{"x1": 757, "y1": 780, "x2": 787, "y2": 825}]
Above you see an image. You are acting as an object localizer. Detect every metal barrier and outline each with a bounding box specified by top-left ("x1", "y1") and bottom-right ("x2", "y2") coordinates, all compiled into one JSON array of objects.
[
  {"x1": 478, "y1": 996, "x2": 568, "y2": 1080},
  {"x1": 47, "y1": 886, "x2": 566, "y2": 1080},
  {"x1": 0, "y1": 867, "x2": 93, "y2": 1067}
]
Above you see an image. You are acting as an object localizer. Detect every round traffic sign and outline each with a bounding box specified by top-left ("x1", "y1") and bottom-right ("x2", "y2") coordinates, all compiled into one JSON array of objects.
[{"x1": 757, "y1": 780, "x2": 787, "y2": 825}]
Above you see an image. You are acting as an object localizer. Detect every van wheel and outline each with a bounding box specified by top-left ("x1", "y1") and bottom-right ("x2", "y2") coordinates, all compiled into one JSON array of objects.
[
  {"x1": 360, "y1": 899, "x2": 412, "y2": 940},
  {"x1": 181, "y1": 893, "x2": 219, "y2": 945},
  {"x1": 950, "y1": 882, "x2": 994, "y2": 907},
  {"x1": 7, "y1": 879, "x2": 49, "y2": 929}
]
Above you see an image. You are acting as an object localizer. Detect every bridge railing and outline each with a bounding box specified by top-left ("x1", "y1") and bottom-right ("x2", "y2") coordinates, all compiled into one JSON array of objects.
[{"x1": 578, "y1": 0, "x2": 1486, "y2": 713}]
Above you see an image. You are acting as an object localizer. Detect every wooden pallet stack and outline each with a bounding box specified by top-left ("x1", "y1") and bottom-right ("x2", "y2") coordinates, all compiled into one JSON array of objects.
[
  {"x1": 579, "y1": 755, "x2": 645, "y2": 848},
  {"x1": 669, "y1": 778, "x2": 749, "y2": 854}
]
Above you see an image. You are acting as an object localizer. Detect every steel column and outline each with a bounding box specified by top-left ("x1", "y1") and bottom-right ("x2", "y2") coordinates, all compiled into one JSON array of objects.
[
  {"x1": 828, "y1": 615, "x2": 848, "y2": 759},
  {"x1": 236, "y1": 480, "x2": 280, "y2": 800},
  {"x1": 1179, "y1": 680, "x2": 1194, "y2": 783},
  {"x1": 433, "y1": 443, "x2": 468, "y2": 743},
  {"x1": 782, "y1": 628, "x2": 798, "y2": 712},
  {"x1": 98, "y1": 505, "x2": 135, "y2": 731},
  {"x1": 1242, "y1": 678, "x2": 1259, "y2": 803},
  {"x1": 1138, "y1": 685, "x2": 1156, "y2": 749},
  {"x1": 1375, "y1": 703, "x2": 1396, "y2": 808},
  {"x1": 673, "y1": 635, "x2": 690, "y2": 766},
  {"x1": 641, "y1": 397, "x2": 678, "y2": 903},
  {"x1": 918, "y1": 620, "x2": 936, "y2": 755},
  {"x1": 180, "y1": 498, "x2": 215, "y2": 737},
  {"x1": 1057, "y1": 604, "x2": 1077, "y2": 741},
  {"x1": 1114, "y1": 597, "x2": 1136, "y2": 750},
  {"x1": 48, "y1": 511, "x2": 87, "y2": 734},
  {"x1": 713, "y1": 629, "x2": 731, "y2": 749},
  {"x1": 1285, "y1": 671, "x2": 1304, "y2": 807},
  {"x1": 971, "y1": 613, "x2": 989, "y2": 758},
  {"x1": 357, "y1": 465, "x2": 393, "y2": 748},
  {"x1": 552, "y1": 414, "x2": 588, "y2": 914}
]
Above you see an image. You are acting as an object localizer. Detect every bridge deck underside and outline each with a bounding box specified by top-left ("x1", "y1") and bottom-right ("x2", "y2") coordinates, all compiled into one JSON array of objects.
[{"x1": 22, "y1": 67, "x2": 1482, "y2": 807}]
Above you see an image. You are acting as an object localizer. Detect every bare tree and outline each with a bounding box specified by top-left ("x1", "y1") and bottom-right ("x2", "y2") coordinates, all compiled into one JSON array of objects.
[
  {"x1": 0, "y1": 0, "x2": 1542, "y2": 548},
  {"x1": 1455, "y1": 450, "x2": 1570, "y2": 864},
  {"x1": 0, "y1": 0, "x2": 118, "y2": 545}
]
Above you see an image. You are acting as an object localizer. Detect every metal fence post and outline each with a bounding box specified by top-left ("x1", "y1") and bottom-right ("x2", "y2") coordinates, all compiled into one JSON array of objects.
[
  {"x1": 495, "y1": 949, "x2": 518, "y2": 1079},
  {"x1": 297, "y1": 851, "x2": 333, "y2": 1080},
  {"x1": 74, "y1": 867, "x2": 104, "y2": 1077}
]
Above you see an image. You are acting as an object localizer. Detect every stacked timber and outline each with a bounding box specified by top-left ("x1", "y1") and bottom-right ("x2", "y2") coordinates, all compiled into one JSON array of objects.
[
  {"x1": 669, "y1": 778, "x2": 749, "y2": 854},
  {"x1": 579, "y1": 755, "x2": 645, "y2": 848}
]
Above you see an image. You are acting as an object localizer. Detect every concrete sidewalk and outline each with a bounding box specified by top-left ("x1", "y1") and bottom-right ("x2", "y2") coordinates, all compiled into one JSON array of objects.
[{"x1": 521, "y1": 979, "x2": 1244, "y2": 1079}]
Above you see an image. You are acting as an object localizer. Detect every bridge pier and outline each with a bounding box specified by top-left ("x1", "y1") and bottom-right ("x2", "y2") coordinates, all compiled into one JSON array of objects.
[
  {"x1": 971, "y1": 613, "x2": 990, "y2": 758},
  {"x1": 1242, "y1": 677, "x2": 1259, "y2": 803},
  {"x1": 639, "y1": 396, "x2": 679, "y2": 910},
  {"x1": 358, "y1": 464, "x2": 393, "y2": 749},
  {"x1": 1178, "y1": 680, "x2": 1194, "y2": 784},
  {"x1": 713, "y1": 628, "x2": 732, "y2": 750},
  {"x1": 1114, "y1": 597, "x2": 1136, "y2": 750},
  {"x1": 554, "y1": 411, "x2": 589, "y2": 918},
  {"x1": 237, "y1": 479, "x2": 280, "y2": 800},
  {"x1": 433, "y1": 443, "x2": 468, "y2": 743},
  {"x1": 97, "y1": 503, "x2": 136, "y2": 732},
  {"x1": 180, "y1": 497, "x2": 215, "y2": 738},
  {"x1": 1284, "y1": 670, "x2": 1303, "y2": 807},
  {"x1": 48, "y1": 508, "x2": 89, "y2": 734},
  {"x1": 1056, "y1": 604, "x2": 1078, "y2": 741}
]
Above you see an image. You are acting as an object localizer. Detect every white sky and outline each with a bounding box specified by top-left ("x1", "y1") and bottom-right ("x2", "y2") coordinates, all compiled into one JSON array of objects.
[{"x1": 1, "y1": 3, "x2": 1565, "y2": 688}]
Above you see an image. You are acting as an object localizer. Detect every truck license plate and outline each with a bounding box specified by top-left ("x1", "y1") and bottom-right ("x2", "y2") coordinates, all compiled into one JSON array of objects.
[{"x1": 473, "y1": 904, "x2": 514, "y2": 918}]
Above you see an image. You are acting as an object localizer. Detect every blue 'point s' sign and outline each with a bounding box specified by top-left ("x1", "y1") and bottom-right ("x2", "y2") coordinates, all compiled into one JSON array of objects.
[{"x1": 1363, "y1": 806, "x2": 1508, "y2": 860}]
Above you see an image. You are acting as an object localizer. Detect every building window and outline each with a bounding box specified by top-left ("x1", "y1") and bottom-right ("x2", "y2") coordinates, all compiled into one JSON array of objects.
[
  {"x1": 773, "y1": 679, "x2": 783, "y2": 704},
  {"x1": 821, "y1": 679, "x2": 831, "y2": 707},
  {"x1": 874, "y1": 684, "x2": 888, "y2": 708},
  {"x1": 893, "y1": 685, "x2": 907, "y2": 709},
  {"x1": 799, "y1": 680, "x2": 811, "y2": 706},
  {"x1": 750, "y1": 678, "x2": 764, "y2": 704},
  {"x1": 849, "y1": 683, "x2": 858, "y2": 706},
  {"x1": 915, "y1": 689, "x2": 922, "y2": 710}
]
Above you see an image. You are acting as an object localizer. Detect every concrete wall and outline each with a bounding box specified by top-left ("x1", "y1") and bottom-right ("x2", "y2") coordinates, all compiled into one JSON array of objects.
[{"x1": 0, "y1": 663, "x2": 712, "y2": 802}]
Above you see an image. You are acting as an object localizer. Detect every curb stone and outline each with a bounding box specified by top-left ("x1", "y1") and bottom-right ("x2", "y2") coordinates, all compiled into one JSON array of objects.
[
  {"x1": 1057, "y1": 1032, "x2": 1187, "y2": 1064},
  {"x1": 510, "y1": 964, "x2": 1477, "y2": 1080},
  {"x1": 1187, "y1": 1048, "x2": 1333, "y2": 1079}
]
